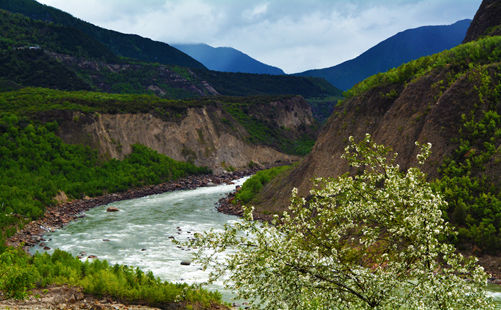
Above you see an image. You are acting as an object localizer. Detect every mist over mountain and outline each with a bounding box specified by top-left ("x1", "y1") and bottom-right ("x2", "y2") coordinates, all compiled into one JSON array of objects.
[
  {"x1": 296, "y1": 19, "x2": 471, "y2": 90},
  {"x1": 173, "y1": 43, "x2": 285, "y2": 75}
]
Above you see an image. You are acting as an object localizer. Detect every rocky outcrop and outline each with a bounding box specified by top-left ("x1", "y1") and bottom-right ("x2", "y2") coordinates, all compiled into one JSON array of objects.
[
  {"x1": 256, "y1": 96, "x2": 315, "y2": 130},
  {"x1": 252, "y1": 2, "x2": 501, "y2": 217},
  {"x1": 463, "y1": 0, "x2": 501, "y2": 42},
  {"x1": 54, "y1": 97, "x2": 314, "y2": 173},
  {"x1": 253, "y1": 64, "x2": 500, "y2": 217}
]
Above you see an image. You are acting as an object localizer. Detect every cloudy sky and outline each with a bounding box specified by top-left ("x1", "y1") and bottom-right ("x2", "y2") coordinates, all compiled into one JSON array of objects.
[{"x1": 37, "y1": 0, "x2": 481, "y2": 73}]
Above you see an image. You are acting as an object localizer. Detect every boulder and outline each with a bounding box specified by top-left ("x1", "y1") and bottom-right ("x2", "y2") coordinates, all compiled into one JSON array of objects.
[{"x1": 106, "y1": 207, "x2": 119, "y2": 212}]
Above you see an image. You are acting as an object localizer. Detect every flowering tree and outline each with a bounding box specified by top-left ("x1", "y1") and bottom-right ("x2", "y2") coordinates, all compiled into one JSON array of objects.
[{"x1": 187, "y1": 134, "x2": 494, "y2": 309}]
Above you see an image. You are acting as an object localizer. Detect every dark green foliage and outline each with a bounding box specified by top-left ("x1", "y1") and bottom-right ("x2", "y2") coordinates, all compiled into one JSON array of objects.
[
  {"x1": 221, "y1": 98, "x2": 317, "y2": 155},
  {"x1": 306, "y1": 96, "x2": 343, "y2": 123},
  {"x1": 0, "y1": 49, "x2": 91, "y2": 90},
  {"x1": 0, "y1": 87, "x2": 202, "y2": 121},
  {"x1": 0, "y1": 9, "x2": 116, "y2": 61},
  {"x1": 68, "y1": 61, "x2": 205, "y2": 99},
  {"x1": 0, "y1": 6, "x2": 338, "y2": 100},
  {"x1": 0, "y1": 0, "x2": 205, "y2": 69},
  {"x1": 234, "y1": 165, "x2": 292, "y2": 204},
  {"x1": 0, "y1": 79, "x2": 21, "y2": 92},
  {"x1": 0, "y1": 114, "x2": 209, "y2": 243},
  {"x1": 345, "y1": 36, "x2": 501, "y2": 98},
  {"x1": 436, "y1": 111, "x2": 501, "y2": 252},
  {"x1": 434, "y1": 63, "x2": 501, "y2": 253},
  {"x1": 194, "y1": 69, "x2": 341, "y2": 98},
  {"x1": 0, "y1": 247, "x2": 222, "y2": 306}
]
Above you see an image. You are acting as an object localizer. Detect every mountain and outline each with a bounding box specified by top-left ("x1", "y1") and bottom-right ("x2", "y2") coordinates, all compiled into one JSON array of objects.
[
  {"x1": 463, "y1": 0, "x2": 501, "y2": 42},
  {"x1": 172, "y1": 43, "x2": 285, "y2": 75},
  {"x1": 252, "y1": 1, "x2": 501, "y2": 254},
  {"x1": 0, "y1": 9, "x2": 116, "y2": 62},
  {"x1": 0, "y1": 0, "x2": 205, "y2": 69},
  {"x1": 296, "y1": 19, "x2": 471, "y2": 90},
  {"x1": 0, "y1": 4, "x2": 340, "y2": 101}
]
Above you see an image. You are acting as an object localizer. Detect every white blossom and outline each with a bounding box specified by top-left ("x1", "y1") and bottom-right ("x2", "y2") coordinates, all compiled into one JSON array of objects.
[{"x1": 184, "y1": 134, "x2": 494, "y2": 309}]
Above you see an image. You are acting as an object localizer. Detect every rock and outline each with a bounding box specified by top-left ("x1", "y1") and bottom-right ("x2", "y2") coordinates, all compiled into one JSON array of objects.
[
  {"x1": 180, "y1": 260, "x2": 191, "y2": 266},
  {"x1": 102, "y1": 239, "x2": 110, "y2": 242},
  {"x1": 87, "y1": 255, "x2": 97, "y2": 259},
  {"x1": 141, "y1": 248, "x2": 146, "y2": 251},
  {"x1": 106, "y1": 207, "x2": 119, "y2": 212},
  {"x1": 493, "y1": 278, "x2": 501, "y2": 285},
  {"x1": 43, "y1": 246, "x2": 51, "y2": 250}
]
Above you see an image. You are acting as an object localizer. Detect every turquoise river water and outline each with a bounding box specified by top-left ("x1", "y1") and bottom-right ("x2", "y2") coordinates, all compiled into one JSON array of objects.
[{"x1": 31, "y1": 177, "x2": 501, "y2": 306}]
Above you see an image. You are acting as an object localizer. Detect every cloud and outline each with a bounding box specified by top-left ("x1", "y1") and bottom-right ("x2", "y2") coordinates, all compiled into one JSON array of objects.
[{"x1": 37, "y1": 0, "x2": 481, "y2": 73}]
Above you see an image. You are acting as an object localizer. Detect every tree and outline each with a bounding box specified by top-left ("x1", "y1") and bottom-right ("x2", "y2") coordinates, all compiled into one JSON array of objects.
[{"x1": 187, "y1": 134, "x2": 494, "y2": 309}]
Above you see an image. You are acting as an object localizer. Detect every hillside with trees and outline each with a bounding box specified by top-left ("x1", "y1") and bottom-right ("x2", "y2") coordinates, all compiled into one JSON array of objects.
[{"x1": 252, "y1": 4, "x2": 501, "y2": 256}]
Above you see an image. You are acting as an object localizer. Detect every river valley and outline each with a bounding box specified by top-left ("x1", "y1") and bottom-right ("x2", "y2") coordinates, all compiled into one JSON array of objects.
[{"x1": 30, "y1": 178, "x2": 501, "y2": 307}]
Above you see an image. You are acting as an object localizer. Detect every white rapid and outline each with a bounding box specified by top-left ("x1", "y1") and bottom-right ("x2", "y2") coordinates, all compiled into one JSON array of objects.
[
  {"x1": 31, "y1": 177, "x2": 249, "y2": 302},
  {"x1": 30, "y1": 176, "x2": 501, "y2": 307}
]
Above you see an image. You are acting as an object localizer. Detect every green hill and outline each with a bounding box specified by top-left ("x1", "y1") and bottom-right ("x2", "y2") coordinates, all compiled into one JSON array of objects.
[
  {"x1": 0, "y1": 1, "x2": 341, "y2": 103},
  {"x1": 0, "y1": 9, "x2": 116, "y2": 61},
  {"x1": 0, "y1": 0, "x2": 205, "y2": 69}
]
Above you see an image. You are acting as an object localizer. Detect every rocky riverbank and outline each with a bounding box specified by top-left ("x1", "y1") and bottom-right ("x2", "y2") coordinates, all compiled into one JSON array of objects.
[
  {"x1": 0, "y1": 285, "x2": 230, "y2": 310},
  {"x1": 7, "y1": 169, "x2": 258, "y2": 251},
  {"x1": 217, "y1": 190, "x2": 273, "y2": 221}
]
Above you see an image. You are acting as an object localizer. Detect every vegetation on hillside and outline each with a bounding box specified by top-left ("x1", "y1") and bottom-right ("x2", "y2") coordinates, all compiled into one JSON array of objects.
[
  {"x1": 0, "y1": 87, "x2": 202, "y2": 121},
  {"x1": 0, "y1": 0, "x2": 205, "y2": 69},
  {"x1": 0, "y1": 49, "x2": 91, "y2": 91},
  {"x1": 344, "y1": 36, "x2": 501, "y2": 98},
  {"x1": 234, "y1": 165, "x2": 292, "y2": 204},
  {"x1": 435, "y1": 64, "x2": 501, "y2": 253},
  {"x1": 0, "y1": 9, "x2": 116, "y2": 61},
  {"x1": 222, "y1": 100, "x2": 316, "y2": 155},
  {"x1": 0, "y1": 113, "x2": 209, "y2": 248},
  {"x1": 0, "y1": 248, "x2": 222, "y2": 307},
  {"x1": 337, "y1": 36, "x2": 501, "y2": 253},
  {"x1": 187, "y1": 135, "x2": 493, "y2": 309},
  {"x1": 194, "y1": 69, "x2": 341, "y2": 98},
  {"x1": 0, "y1": 88, "x2": 317, "y2": 155}
]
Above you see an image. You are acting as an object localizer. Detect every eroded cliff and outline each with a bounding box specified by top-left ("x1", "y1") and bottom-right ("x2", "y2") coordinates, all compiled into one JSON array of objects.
[
  {"x1": 253, "y1": 39, "x2": 501, "y2": 218},
  {"x1": 55, "y1": 96, "x2": 315, "y2": 174}
]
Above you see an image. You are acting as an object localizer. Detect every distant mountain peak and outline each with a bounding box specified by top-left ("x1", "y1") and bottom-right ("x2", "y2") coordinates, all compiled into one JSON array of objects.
[
  {"x1": 173, "y1": 43, "x2": 285, "y2": 75},
  {"x1": 296, "y1": 19, "x2": 471, "y2": 90}
]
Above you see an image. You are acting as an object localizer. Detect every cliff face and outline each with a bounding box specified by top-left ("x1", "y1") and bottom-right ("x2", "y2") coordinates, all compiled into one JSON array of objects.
[
  {"x1": 463, "y1": 0, "x2": 501, "y2": 42},
  {"x1": 253, "y1": 1, "x2": 501, "y2": 218},
  {"x1": 254, "y1": 54, "x2": 501, "y2": 217},
  {"x1": 56, "y1": 97, "x2": 315, "y2": 173}
]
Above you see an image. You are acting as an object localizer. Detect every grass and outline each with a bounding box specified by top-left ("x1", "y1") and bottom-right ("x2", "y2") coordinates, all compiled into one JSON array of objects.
[{"x1": 0, "y1": 248, "x2": 223, "y2": 308}]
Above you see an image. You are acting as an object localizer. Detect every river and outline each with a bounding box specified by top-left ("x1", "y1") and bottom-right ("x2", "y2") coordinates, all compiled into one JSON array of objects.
[{"x1": 31, "y1": 177, "x2": 501, "y2": 307}]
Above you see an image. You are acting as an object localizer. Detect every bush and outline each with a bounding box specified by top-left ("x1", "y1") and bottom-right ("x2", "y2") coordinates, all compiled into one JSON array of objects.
[
  {"x1": 0, "y1": 248, "x2": 222, "y2": 306},
  {"x1": 0, "y1": 115, "x2": 210, "y2": 240},
  {"x1": 188, "y1": 135, "x2": 494, "y2": 309},
  {"x1": 234, "y1": 165, "x2": 292, "y2": 204}
]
